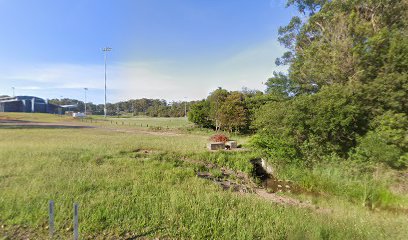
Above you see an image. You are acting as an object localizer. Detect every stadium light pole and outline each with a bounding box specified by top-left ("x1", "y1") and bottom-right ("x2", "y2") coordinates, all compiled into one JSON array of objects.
[
  {"x1": 12, "y1": 87, "x2": 15, "y2": 97},
  {"x1": 184, "y1": 97, "x2": 187, "y2": 118},
  {"x1": 84, "y1": 88, "x2": 88, "y2": 115},
  {"x1": 102, "y1": 47, "x2": 112, "y2": 118}
]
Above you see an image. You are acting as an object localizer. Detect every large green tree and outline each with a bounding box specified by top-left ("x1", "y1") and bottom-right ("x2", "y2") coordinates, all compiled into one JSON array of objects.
[
  {"x1": 253, "y1": 0, "x2": 408, "y2": 168},
  {"x1": 277, "y1": 0, "x2": 408, "y2": 94},
  {"x1": 253, "y1": 85, "x2": 366, "y2": 164},
  {"x1": 188, "y1": 100, "x2": 212, "y2": 128},
  {"x1": 207, "y1": 88, "x2": 230, "y2": 131},
  {"x1": 218, "y1": 92, "x2": 249, "y2": 133}
]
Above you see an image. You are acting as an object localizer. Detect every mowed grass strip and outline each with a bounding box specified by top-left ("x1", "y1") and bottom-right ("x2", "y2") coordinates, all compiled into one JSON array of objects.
[
  {"x1": 0, "y1": 127, "x2": 406, "y2": 239},
  {"x1": 90, "y1": 116, "x2": 194, "y2": 129},
  {"x1": 0, "y1": 112, "x2": 74, "y2": 123}
]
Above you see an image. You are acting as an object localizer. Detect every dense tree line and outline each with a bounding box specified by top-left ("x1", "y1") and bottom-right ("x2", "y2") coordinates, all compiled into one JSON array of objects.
[
  {"x1": 49, "y1": 98, "x2": 192, "y2": 117},
  {"x1": 188, "y1": 87, "x2": 272, "y2": 133},
  {"x1": 190, "y1": 0, "x2": 408, "y2": 168},
  {"x1": 255, "y1": 0, "x2": 408, "y2": 168}
]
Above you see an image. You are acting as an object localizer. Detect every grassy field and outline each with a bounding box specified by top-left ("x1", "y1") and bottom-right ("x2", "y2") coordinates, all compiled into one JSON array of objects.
[
  {"x1": 86, "y1": 115, "x2": 195, "y2": 131},
  {"x1": 0, "y1": 112, "x2": 74, "y2": 123},
  {"x1": 0, "y1": 113, "x2": 407, "y2": 239}
]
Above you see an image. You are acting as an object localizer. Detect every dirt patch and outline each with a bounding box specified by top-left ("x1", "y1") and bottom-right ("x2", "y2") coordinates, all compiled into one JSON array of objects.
[
  {"x1": 380, "y1": 206, "x2": 408, "y2": 215},
  {"x1": 0, "y1": 223, "x2": 47, "y2": 240},
  {"x1": 255, "y1": 189, "x2": 330, "y2": 213},
  {"x1": 196, "y1": 171, "x2": 255, "y2": 193},
  {"x1": 0, "y1": 119, "x2": 31, "y2": 123},
  {"x1": 390, "y1": 171, "x2": 408, "y2": 195},
  {"x1": 133, "y1": 149, "x2": 156, "y2": 155}
]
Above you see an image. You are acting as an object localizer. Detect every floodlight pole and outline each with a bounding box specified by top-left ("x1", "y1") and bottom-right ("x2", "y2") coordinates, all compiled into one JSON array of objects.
[
  {"x1": 102, "y1": 47, "x2": 112, "y2": 118},
  {"x1": 12, "y1": 87, "x2": 15, "y2": 97},
  {"x1": 84, "y1": 88, "x2": 88, "y2": 115},
  {"x1": 184, "y1": 97, "x2": 187, "y2": 118}
]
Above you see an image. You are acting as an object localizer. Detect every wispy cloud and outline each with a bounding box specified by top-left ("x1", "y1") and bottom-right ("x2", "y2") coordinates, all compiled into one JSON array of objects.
[
  {"x1": 18, "y1": 86, "x2": 43, "y2": 90},
  {"x1": 3, "y1": 63, "x2": 106, "y2": 88},
  {"x1": 0, "y1": 39, "x2": 287, "y2": 103},
  {"x1": 1, "y1": 61, "x2": 189, "y2": 102},
  {"x1": 206, "y1": 40, "x2": 288, "y2": 91}
]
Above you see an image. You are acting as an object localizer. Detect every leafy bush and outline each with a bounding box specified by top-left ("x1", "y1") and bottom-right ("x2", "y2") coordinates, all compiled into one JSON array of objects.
[
  {"x1": 350, "y1": 112, "x2": 408, "y2": 168},
  {"x1": 252, "y1": 85, "x2": 366, "y2": 165},
  {"x1": 250, "y1": 134, "x2": 298, "y2": 164},
  {"x1": 188, "y1": 100, "x2": 213, "y2": 128}
]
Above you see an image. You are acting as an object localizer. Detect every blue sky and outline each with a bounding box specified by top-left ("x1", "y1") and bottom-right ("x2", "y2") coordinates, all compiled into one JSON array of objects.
[{"x1": 0, "y1": 0, "x2": 295, "y2": 103}]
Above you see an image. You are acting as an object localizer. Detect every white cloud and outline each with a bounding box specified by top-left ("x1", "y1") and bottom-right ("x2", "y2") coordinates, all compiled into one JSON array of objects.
[
  {"x1": 18, "y1": 86, "x2": 42, "y2": 90},
  {"x1": 204, "y1": 40, "x2": 288, "y2": 91},
  {"x1": 3, "y1": 63, "x2": 106, "y2": 88},
  {"x1": 0, "y1": 61, "x2": 190, "y2": 102},
  {"x1": 0, "y1": 39, "x2": 288, "y2": 103}
]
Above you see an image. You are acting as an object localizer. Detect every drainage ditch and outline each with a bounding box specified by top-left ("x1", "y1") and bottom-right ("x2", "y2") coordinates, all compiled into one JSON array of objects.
[{"x1": 251, "y1": 158, "x2": 302, "y2": 194}]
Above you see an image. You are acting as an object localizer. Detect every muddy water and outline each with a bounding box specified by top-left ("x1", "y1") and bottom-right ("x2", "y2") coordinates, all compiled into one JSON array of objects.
[
  {"x1": 195, "y1": 158, "x2": 308, "y2": 195},
  {"x1": 251, "y1": 159, "x2": 302, "y2": 194}
]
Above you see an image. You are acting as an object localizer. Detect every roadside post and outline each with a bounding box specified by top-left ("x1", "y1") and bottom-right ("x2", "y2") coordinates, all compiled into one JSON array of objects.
[
  {"x1": 49, "y1": 200, "x2": 55, "y2": 238},
  {"x1": 74, "y1": 203, "x2": 79, "y2": 240}
]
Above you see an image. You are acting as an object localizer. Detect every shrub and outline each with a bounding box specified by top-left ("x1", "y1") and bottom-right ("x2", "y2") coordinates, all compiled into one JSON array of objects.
[
  {"x1": 188, "y1": 100, "x2": 213, "y2": 128},
  {"x1": 250, "y1": 134, "x2": 298, "y2": 164},
  {"x1": 252, "y1": 84, "x2": 366, "y2": 164},
  {"x1": 209, "y1": 134, "x2": 229, "y2": 143},
  {"x1": 350, "y1": 112, "x2": 408, "y2": 169}
]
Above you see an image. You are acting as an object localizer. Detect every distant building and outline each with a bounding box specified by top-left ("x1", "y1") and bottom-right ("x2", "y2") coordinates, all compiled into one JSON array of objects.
[{"x1": 0, "y1": 96, "x2": 64, "y2": 114}]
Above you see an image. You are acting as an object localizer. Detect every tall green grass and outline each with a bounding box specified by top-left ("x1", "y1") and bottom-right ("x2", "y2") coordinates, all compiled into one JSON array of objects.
[
  {"x1": 0, "y1": 115, "x2": 407, "y2": 239},
  {"x1": 272, "y1": 160, "x2": 405, "y2": 209}
]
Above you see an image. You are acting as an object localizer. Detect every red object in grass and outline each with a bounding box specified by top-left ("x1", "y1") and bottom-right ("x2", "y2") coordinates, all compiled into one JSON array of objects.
[{"x1": 209, "y1": 134, "x2": 229, "y2": 143}]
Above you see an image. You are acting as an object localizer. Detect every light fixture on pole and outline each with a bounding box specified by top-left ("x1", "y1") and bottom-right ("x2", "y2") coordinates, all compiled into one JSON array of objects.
[
  {"x1": 12, "y1": 87, "x2": 15, "y2": 97},
  {"x1": 184, "y1": 97, "x2": 187, "y2": 118},
  {"x1": 84, "y1": 88, "x2": 88, "y2": 115},
  {"x1": 102, "y1": 47, "x2": 112, "y2": 118}
]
